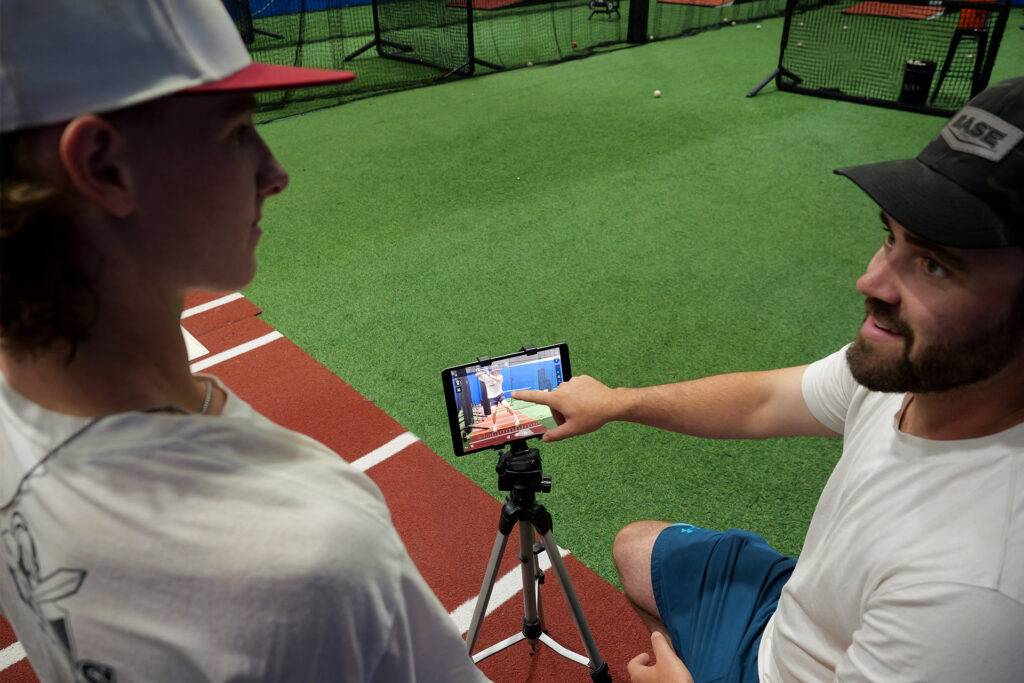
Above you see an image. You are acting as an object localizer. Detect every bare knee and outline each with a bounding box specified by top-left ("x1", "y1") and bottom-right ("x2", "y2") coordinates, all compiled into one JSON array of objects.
[
  {"x1": 613, "y1": 520, "x2": 671, "y2": 565},
  {"x1": 613, "y1": 521, "x2": 671, "y2": 614}
]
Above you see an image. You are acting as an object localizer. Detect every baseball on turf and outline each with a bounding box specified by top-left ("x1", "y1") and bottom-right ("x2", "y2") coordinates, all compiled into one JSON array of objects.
[{"x1": 654, "y1": 90, "x2": 661, "y2": 98}]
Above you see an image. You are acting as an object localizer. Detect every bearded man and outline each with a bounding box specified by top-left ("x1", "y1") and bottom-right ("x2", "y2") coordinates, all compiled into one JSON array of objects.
[{"x1": 516, "y1": 77, "x2": 1024, "y2": 683}]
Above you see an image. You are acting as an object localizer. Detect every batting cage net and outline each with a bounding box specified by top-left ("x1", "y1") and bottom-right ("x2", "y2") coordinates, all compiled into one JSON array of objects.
[
  {"x1": 651, "y1": 0, "x2": 792, "y2": 40},
  {"x1": 228, "y1": 0, "x2": 631, "y2": 120},
  {"x1": 772, "y1": 0, "x2": 1012, "y2": 116},
  {"x1": 226, "y1": 0, "x2": 837, "y2": 121},
  {"x1": 226, "y1": 0, "x2": 1010, "y2": 121}
]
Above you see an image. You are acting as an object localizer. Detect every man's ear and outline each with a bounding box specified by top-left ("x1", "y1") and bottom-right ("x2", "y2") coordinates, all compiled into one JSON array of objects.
[{"x1": 58, "y1": 115, "x2": 136, "y2": 218}]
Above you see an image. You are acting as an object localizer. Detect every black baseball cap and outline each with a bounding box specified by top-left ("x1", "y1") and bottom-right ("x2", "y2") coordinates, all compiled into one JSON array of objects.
[{"x1": 835, "y1": 77, "x2": 1023, "y2": 248}]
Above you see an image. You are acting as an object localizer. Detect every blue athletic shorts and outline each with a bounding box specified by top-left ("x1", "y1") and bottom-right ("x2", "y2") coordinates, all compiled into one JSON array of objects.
[
  {"x1": 651, "y1": 524, "x2": 796, "y2": 683},
  {"x1": 488, "y1": 394, "x2": 506, "y2": 407}
]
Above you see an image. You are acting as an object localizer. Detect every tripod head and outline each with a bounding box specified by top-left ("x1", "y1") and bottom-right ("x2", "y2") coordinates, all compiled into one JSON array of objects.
[{"x1": 496, "y1": 440, "x2": 551, "y2": 497}]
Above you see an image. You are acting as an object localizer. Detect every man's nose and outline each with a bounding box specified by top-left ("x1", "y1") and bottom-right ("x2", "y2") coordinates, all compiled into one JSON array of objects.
[{"x1": 856, "y1": 247, "x2": 899, "y2": 305}]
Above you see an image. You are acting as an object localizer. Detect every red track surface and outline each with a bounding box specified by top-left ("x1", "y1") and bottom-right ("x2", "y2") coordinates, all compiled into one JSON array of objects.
[
  {"x1": 1, "y1": 294, "x2": 650, "y2": 682},
  {"x1": 466, "y1": 413, "x2": 545, "y2": 451}
]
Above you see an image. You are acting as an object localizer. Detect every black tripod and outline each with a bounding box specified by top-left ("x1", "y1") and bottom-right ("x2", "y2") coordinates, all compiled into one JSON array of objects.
[{"x1": 465, "y1": 441, "x2": 611, "y2": 682}]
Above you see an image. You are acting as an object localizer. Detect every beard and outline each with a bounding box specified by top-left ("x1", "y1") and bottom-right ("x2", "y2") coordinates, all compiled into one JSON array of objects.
[{"x1": 847, "y1": 296, "x2": 1024, "y2": 394}]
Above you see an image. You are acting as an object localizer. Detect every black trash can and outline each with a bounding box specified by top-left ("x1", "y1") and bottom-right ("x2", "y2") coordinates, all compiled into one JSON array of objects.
[{"x1": 899, "y1": 59, "x2": 937, "y2": 106}]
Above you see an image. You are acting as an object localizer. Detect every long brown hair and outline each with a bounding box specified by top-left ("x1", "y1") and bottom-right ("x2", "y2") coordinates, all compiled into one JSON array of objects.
[{"x1": 1, "y1": 128, "x2": 100, "y2": 360}]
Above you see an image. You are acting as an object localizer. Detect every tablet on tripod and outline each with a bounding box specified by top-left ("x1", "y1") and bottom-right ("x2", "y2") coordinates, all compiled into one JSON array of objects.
[{"x1": 442, "y1": 343, "x2": 570, "y2": 456}]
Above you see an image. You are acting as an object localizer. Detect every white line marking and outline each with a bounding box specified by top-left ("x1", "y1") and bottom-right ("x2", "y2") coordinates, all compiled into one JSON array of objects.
[
  {"x1": 189, "y1": 331, "x2": 283, "y2": 372},
  {"x1": 181, "y1": 292, "x2": 244, "y2": 319},
  {"x1": 182, "y1": 326, "x2": 209, "y2": 362},
  {"x1": 449, "y1": 545, "x2": 571, "y2": 635},
  {"x1": 352, "y1": 432, "x2": 420, "y2": 472},
  {"x1": 0, "y1": 641, "x2": 26, "y2": 671}
]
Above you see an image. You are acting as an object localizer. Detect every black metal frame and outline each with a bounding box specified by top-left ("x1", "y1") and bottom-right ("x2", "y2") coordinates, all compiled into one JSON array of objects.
[
  {"x1": 750, "y1": 0, "x2": 1012, "y2": 116},
  {"x1": 343, "y1": 0, "x2": 501, "y2": 77}
]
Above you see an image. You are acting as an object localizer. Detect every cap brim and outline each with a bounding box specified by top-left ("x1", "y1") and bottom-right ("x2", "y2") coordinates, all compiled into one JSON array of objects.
[
  {"x1": 187, "y1": 62, "x2": 355, "y2": 93},
  {"x1": 834, "y1": 159, "x2": 1016, "y2": 248}
]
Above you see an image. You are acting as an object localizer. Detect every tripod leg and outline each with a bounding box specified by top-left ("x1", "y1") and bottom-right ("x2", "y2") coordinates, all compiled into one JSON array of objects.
[
  {"x1": 538, "y1": 529, "x2": 611, "y2": 682},
  {"x1": 533, "y1": 541, "x2": 548, "y2": 636},
  {"x1": 518, "y1": 523, "x2": 543, "y2": 648},
  {"x1": 465, "y1": 529, "x2": 512, "y2": 655}
]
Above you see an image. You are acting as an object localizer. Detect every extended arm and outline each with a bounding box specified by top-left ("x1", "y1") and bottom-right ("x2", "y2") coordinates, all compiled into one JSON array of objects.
[{"x1": 512, "y1": 365, "x2": 839, "y2": 442}]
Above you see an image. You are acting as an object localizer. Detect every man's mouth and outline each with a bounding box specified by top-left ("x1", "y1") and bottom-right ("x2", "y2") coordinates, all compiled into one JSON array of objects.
[
  {"x1": 860, "y1": 314, "x2": 906, "y2": 342},
  {"x1": 862, "y1": 298, "x2": 910, "y2": 338}
]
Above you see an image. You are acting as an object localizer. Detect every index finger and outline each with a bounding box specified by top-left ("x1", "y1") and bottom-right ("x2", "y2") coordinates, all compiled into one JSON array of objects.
[{"x1": 511, "y1": 389, "x2": 553, "y2": 405}]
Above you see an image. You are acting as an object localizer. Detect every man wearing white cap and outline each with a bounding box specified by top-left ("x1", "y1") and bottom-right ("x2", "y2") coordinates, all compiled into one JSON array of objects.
[
  {"x1": 0, "y1": 1, "x2": 487, "y2": 680},
  {"x1": 518, "y1": 77, "x2": 1024, "y2": 682}
]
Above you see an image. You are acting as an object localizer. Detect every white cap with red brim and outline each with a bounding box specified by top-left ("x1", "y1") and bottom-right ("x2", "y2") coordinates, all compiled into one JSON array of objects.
[{"x1": 0, "y1": 0, "x2": 356, "y2": 134}]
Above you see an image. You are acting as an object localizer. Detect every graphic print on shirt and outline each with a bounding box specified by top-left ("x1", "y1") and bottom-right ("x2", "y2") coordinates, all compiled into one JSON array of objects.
[{"x1": 2, "y1": 512, "x2": 118, "y2": 682}]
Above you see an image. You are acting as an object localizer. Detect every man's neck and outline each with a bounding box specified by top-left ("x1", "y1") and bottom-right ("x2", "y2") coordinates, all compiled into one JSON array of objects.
[
  {"x1": 900, "y1": 359, "x2": 1024, "y2": 440},
  {"x1": 0, "y1": 292, "x2": 203, "y2": 418}
]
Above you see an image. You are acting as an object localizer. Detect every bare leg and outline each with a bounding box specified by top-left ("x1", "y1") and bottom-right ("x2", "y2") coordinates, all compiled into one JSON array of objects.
[
  {"x1": 490, "y1": 414, "x2": 498, "y2": 432},
  {"x1": 613, "y1": 520, "x2": 673, "y2": 635},
  {"x1": 502, "y1": 400, "x2": 519, "y2": 426}
]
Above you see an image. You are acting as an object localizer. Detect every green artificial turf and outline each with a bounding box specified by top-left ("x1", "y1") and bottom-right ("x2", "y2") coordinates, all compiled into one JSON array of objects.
[{"x1": 246, "y1": 15, "x2": 1023, "y2": 586}]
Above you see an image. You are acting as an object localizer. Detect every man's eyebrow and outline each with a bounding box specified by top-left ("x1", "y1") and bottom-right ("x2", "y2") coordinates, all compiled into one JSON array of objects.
[
  {"x1": 879, "y1": 211, "x2": 893, "y2": 231},
  {"x1": 880, "y1": 212, "x2": 967, "y2": 270}
]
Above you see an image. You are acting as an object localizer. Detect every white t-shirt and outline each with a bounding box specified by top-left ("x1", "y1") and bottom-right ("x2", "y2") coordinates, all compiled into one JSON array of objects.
[
  {"x1": 0, "y1": 375, "x2": 488, "y2": 683},
  {"x1": 758, "y1": 347, "x2": 1024, "y2": 682},
  {"x1": 476, "y1": 372, "x2": 504, "y2": 400}
]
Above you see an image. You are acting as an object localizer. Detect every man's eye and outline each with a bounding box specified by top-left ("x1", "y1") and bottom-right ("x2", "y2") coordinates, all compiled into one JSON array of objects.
[
  {"x1": 884, "y1": 232, "x2": 896, "y2": 247},
  {"x1": 923, "y1": 259, "x2": 946, "y2": 277}
]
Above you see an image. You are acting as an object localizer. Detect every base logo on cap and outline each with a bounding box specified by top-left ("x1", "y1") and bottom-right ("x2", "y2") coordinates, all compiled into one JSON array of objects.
[{"x1": 941, "y1": 106, "x2": 1024, "y2": 163}]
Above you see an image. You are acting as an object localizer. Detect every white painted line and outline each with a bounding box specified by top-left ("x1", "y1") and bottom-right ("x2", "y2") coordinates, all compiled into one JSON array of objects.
[
  {"x1": 189, "y1": 331, "x2": 283, "y2": 372},
  {"x1": 450, "y1": 545, "x2": 571, "y2": 635},
  {"x1": 0, "y1": 640, "x2": 26, "y2": 671},
  {"x1": 181, "y1": 292, "x2": 244, "y2": 319},
  {"x1": 182, "y1": 326, "x2": 209, "y2": 362},
  {"x1": 352, "y1": 432, "x2": 420, "y2": 473}
]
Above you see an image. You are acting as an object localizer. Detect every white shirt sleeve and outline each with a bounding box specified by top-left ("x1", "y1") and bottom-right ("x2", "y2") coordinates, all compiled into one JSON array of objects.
[{"x1": 801, "y1": 345, "x2": 859, "y2": 436}]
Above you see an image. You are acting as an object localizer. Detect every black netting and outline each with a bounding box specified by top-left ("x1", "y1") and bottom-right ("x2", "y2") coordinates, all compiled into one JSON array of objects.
[
  {"x1": 222, "y1": 0, "x2": 1012, "y2": 121},
  {"x1": 775, "y1": 0, "x2": 1012, "y2": 115},
  {"x1": 651, "y1": 0, "x2": 791, "y2": 39}
]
